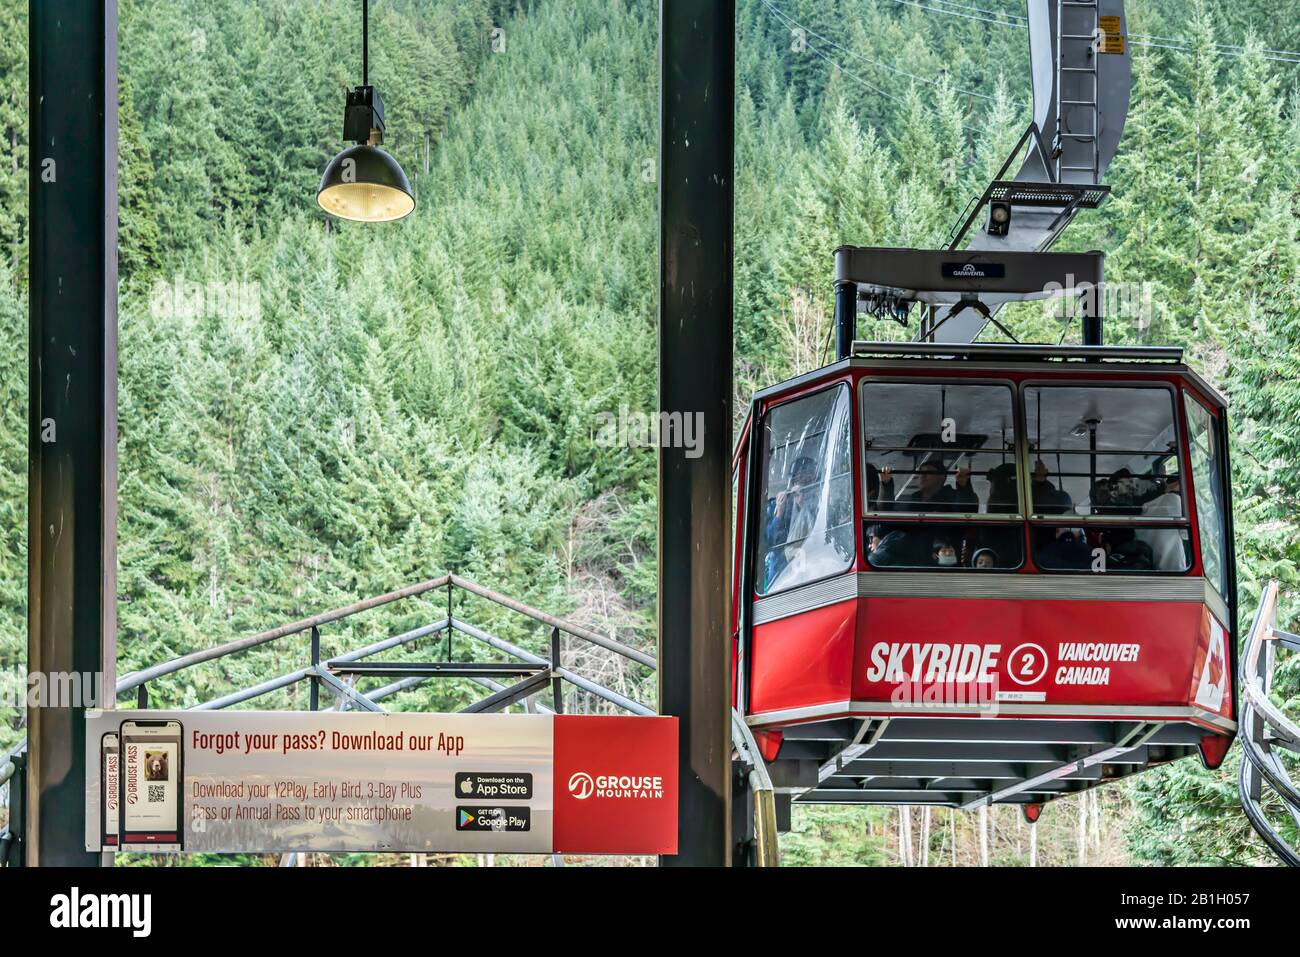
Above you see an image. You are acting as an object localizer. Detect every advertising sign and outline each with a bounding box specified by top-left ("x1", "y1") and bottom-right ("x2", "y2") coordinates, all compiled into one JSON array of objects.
[{"x1": 85, "y1": 711, "x2": 677, "y2": 855}]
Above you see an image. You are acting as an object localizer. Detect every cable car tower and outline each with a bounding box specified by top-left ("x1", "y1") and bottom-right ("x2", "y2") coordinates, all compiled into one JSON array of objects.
[{"x1": 729, "y1": 0, "x2": 1299, "y2": 865}]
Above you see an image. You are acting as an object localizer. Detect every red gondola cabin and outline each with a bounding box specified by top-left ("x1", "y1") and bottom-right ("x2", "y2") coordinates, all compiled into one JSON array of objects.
[{"x1": 731, "y1": 248, "x2": 1237, "y2": 814}]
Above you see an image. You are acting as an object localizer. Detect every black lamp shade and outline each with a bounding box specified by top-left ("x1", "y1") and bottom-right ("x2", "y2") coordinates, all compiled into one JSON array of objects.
[{"x1": 317, "y1": 144, "x2": 415, "y2": 223}]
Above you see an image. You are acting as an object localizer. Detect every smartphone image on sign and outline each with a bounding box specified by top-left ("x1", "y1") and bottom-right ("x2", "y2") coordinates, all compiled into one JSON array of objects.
[
  {"x1": 119, "y1": 719, "x2": 184, "y2": 852},
  {"x1": 101, "y1": 732, "x2": 119, "y2": 849}
]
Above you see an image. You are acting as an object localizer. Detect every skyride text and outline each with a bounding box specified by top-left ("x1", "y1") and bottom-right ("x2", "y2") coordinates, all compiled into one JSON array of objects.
[{"x1": 866, "y1": 641, "x2": 1141, "y2": 688}]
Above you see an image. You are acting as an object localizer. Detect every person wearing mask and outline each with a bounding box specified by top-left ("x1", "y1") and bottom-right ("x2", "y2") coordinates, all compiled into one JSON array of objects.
[
  {"x1": 932, "y1": 537, "x2": 960, "y2": 568},
  {"x1": 873, "y1": 460, "x2": 975, "y2": 568}
]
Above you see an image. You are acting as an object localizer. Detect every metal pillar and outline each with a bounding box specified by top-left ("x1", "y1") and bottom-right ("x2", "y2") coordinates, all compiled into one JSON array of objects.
[
  {"x1": 1081, "y1": 252, "x2": 1104, "y2": 346},
  {"x1": 658, "y1": 0, "x2": 733, "y2": 866},
  {"x1": 309, "y1": 626, "x2": 321, "y2": 711},
  {"x1": 27, "y1": 0, "x2": 118, "y2": 865},
  {"x1": 834, "y1": 280, "x2": 857, "y2": 360}
]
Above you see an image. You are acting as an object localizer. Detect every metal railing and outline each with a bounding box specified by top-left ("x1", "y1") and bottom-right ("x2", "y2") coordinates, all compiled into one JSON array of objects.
[
  {"x1": 110, "y1": 573, "x2": 656, "y2": 715},
  {"x1": 731, "y1": 713, "x2": 779, "y2": 867},
  {"x1": 1238, "y1": 580, "x2": 1300, "y2": 866},
  {"x1": 1, "y1": 573, "x2": 778, "y2": 865},
  {"x1": 0, "y1": 747, "x2": 21, "y2": 865}
]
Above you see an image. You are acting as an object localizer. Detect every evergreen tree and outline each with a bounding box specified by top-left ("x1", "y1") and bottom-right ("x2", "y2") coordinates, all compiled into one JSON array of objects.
[
  {"x1": 118, "y1": 76, "x2": 163, "y2": 283},
  {"x1": 0, "y1": 0, "x2": 25, "y2": 270},
  {"x1": 0, "y1": 259, "x2": 24, "y2": 738}
]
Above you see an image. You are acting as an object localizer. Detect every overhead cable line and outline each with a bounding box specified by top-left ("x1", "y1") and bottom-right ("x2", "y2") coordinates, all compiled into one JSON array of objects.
[
  {"x1": 1131, "y1": 36, "x2": 1300, "y2": 63},
  {"x1": 890, "y1": 0, "x2": 1025, "y2": 30},
  {"x1": 926, "y1": 0, "x2": 1027, "y2": 24},
  {"x1": 761, "y1": 0, "x2": 1014, "y2": 103},
  {"x1": 889, "y1": 0, "x2": 1300, "y2": 63},
  {"x1": 808, "y1": 43, "x2": 991, "y2": 136},
  {"x1": 759, "y1": 0, "x2": 1018, "y2": 130},
  {"x1": 1133, "y1": 33, "x2": 1300, "y2": 59},
  {"x1": 940, "y1": 0, "x2": 1300, "y2": 57}
]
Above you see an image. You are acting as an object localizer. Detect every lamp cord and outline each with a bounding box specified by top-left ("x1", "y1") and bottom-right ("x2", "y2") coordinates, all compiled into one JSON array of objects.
[{"x1": 362, "y1": 0, "x2": 369, "y2": 85}]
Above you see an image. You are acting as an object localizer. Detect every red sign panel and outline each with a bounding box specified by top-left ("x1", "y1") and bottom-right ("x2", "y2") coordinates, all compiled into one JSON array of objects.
[
  {"x1": 747, "y1": 595, "x2": 1235, "y2": 730},
  {"x1": 851, "y1": 597, "x2": 1207, "y2": 709},
  {"x1": 552, "y1": 715, "x2": 678, "y2": 855}
]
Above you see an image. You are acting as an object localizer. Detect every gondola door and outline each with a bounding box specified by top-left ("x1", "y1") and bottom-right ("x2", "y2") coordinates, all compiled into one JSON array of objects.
[{"x1": 731, "y1": 411, "x2": 752, "y2": 711}]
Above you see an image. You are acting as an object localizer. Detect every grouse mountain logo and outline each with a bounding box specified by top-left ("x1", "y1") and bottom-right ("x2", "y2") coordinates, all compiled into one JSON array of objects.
[
  {"x1": 567, "y1": 770, "x2": 664, "y2": 800},
  {"x1": 568, "y1": 771, "x2": 595, "y2": 799}
]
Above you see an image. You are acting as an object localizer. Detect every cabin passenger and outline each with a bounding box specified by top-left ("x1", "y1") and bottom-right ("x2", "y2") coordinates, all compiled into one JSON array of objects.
[
  {"x1": 762, "y1": 456, "x2": 820, "y2": 589},
  {"x1": 986, "y1": 463, "x2": 1019, "y2": 514},
  {"x1": 878, "y1": 460, "x2": 977, "y2": 513},
  {"x1": 932, "y1": 537, "x2": 959, "y2": 567},
  {"x1": 1136, "y1": 474, "x2": 1186, "y2": 570},
  {"x1": 1030, "y1": 459, "x2": 1073, "y2": 514}
]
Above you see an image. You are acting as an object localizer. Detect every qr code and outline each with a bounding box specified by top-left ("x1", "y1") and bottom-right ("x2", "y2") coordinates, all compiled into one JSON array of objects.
[{"x1": 148, "y1": 784, "x2": 165, "y2": 803}]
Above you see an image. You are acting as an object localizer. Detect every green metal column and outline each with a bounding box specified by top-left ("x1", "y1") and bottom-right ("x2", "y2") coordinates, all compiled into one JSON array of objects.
[
  {"x1": 658, "y1": 0, "x2": 734, "y2": 866},
  {"x1": 27, "y1": 0, "x2": 118, "y2": 865}
]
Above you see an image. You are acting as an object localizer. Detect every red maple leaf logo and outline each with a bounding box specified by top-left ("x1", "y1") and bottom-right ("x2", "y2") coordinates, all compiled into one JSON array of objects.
[{"x1": 1206, "y1": 638, "x2": 1224, "y2": 689}]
